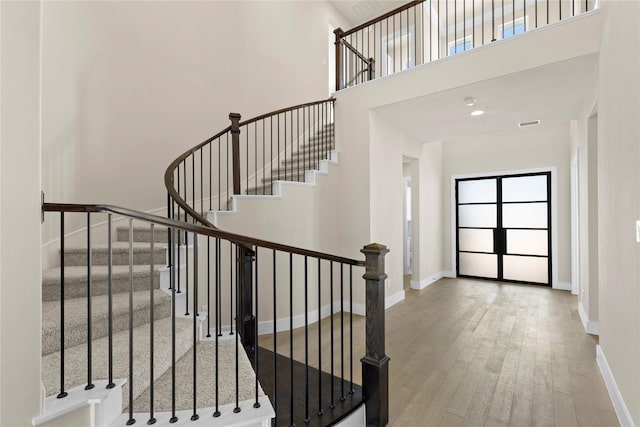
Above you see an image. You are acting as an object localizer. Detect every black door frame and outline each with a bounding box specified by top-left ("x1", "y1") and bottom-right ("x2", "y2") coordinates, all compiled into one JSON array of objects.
[{"x1": 455, "y1": 171, "x2": 552, "y2": 287}]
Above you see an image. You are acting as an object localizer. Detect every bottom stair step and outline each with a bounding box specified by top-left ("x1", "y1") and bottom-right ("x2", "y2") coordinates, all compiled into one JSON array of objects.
[
  {"x1": 249, "y1": 347, "x2": 364, "y2": 427},
  {"x1": 133, "y1": 339, "x2": 263, "y2": 413},
  {"x1": 42, "y1": 316, "x2": 194, "y2": 404}
]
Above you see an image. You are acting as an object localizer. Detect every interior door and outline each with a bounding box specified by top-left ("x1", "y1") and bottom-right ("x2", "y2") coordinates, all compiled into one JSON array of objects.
[{"x1": 456, "y1": 172, "x2": 551, "y2": 286}]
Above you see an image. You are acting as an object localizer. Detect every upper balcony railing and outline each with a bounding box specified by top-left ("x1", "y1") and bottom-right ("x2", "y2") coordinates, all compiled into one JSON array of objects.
[{"x1": 335, "y1": 0, "x2": 598, "y2": 90}]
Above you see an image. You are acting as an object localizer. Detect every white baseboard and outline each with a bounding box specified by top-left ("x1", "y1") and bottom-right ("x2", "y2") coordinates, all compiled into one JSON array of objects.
[
  {"x1": 555, "y1": 281, "x2": 572, "y2": 291},
  {"x1": 578, "y1": 302, "x2": 600, "y2": 335},
  {"x1": 385, "y1": 290, "x2": 405, "y2": 309},
  {"x1": 410, "y1": 271, "x2": 448, "y2": 290},
  {"x1": 442, "y1": 271, "x2": 456, "y2": 278},
  {"x1": 596, "y1": 345, "x2": 635, "y2": 427}
]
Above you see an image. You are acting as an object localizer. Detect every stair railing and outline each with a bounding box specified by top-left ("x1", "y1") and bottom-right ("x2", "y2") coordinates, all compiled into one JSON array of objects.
[
  {"x1": 335, "y1": 0, "x2": 598, "y2": 90},
  {"x1": 164, "y1": 98, "x2": 335, "y2": 225},
  {"x1": 43, "y1": 202, "x2": 390, "y2": 425}
]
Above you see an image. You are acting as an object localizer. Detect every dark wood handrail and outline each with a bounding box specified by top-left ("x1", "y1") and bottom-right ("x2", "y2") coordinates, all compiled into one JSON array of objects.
[
  {"x1": 43, "y1": 202, "x2": 364, "y2": 266},
  {"x1": 339, "y1": 38, "x2": 369, "y2": 63},
  {"x1": 340, "y1": 0, "x2": 423, "y2": 37},
  {"x1": 238, "y1": 97, "x2": 335, "y2": 127}
]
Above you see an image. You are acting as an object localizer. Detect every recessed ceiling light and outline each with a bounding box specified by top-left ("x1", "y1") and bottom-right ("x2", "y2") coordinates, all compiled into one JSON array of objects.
[
  {"x1": 518, "y1": 120, "x2": 541, "y2": 127},
  {"x1": 464, "y1": 97, "x2": 476, "y2": 107},
  {"x1": 470, "y1": 110, "x2": 485, "y2": 116}
]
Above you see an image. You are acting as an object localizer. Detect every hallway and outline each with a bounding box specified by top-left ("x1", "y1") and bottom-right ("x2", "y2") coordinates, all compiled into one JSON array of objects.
[{"x1": 386, "y1": 278, "x2": 617, "y2": 426}]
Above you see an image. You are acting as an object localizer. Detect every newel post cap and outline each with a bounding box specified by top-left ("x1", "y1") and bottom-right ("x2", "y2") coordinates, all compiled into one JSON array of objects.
[{"x1": 361, "y1": 243, "x2": 389, "y2": 280}]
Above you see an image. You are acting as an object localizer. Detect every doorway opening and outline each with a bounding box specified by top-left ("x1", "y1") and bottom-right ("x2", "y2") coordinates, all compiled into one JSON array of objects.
[{"x1": 455, "y1": 171, "x2": 552, "y2": 286}]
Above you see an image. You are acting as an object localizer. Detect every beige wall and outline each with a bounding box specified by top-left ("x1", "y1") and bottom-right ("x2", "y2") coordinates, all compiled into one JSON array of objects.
[
  {"x1": 0, "y1": 0, "x2": 44, "y2": 424},
  {"x1": 442, "y1": 123, "x2": 572, "y2": 286},
  {"x1": 597, "y1": 0, "x2": 640, "y2": 424},
  {"x1": 41, "y1": 0, "x2": 348, "y2": 245}
]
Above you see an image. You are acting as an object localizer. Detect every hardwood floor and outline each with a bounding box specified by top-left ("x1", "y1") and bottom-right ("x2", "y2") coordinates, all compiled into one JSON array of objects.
[
  {"x1": 386, "y1": 278, "x2": 617, "y2": 427},
  {"x1": 260, "y1": 277, "x2": 618, "y2": 426}
]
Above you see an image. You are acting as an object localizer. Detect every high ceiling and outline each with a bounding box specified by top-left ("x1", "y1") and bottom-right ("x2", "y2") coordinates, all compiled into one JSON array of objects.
[
  {"x1": 373, "y1": 53, "x2": 598, "y2": 144},
  {"x1": 329, "y1": 0, "x2": 413, "y2": 26}
]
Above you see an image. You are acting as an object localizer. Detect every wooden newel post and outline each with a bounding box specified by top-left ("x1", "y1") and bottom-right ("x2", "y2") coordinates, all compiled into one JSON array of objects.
[
  {"x1": 368, "y1": 57, "x2": 375, "y2": 81},
  {"x1": 334, "y1": 28, "x2": 344, "y2": 91},
  {"x1": 361, "y1": 243, "x2": 390, "y2": 427},
  {"x1": 237, "y1": 245, "x2": 256, "y2": 349},
  {"x1": 229, "y1": 113, "x2": 242, "y2": 195}
]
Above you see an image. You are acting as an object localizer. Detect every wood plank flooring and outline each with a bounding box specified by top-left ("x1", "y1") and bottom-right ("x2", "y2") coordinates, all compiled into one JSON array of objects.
[
  {"x1": 260, "y1": 277, "x2": 618, "y2": 426},
  {"x1": 387, "y1": 277, "x2": 617, "y2": 426}
]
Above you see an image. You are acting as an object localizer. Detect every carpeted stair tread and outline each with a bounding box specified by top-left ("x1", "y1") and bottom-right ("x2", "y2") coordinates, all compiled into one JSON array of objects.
[
  {"x1": 42, "y1": 265, "x2": 161, "y2": 301},
  {"x1": 63, "y1": 241, "x2": 167, "y2": 266},
  {"x1": 116, "y1": 226, "x2": 170, "y2": 244},
  {"x1": 42, "y1": 316, "x2": 194, "y2": 403},
  {"x1": 133, "y1": 339, "x2": 263, "y2": 413},
  {"x1": 42, "y1": 290, "x2": 171, "y2": 356},
  {"x1": 261, "y1": 173, "x2": 306, "y2": 185}
]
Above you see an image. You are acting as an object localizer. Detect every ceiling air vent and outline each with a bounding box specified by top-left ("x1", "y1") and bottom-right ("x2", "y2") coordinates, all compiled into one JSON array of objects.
[{"x1": 518, "y1": 120, "x2": 541, "y2": 128}]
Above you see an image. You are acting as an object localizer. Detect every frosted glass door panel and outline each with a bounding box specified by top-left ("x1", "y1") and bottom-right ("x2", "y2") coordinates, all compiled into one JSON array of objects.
[
  {"x1": 502, "y1": 203, "x2": 547, "y2": 228},
  {"x1": 503, "y1": 255, "x2": 548, "y2": 283},
  {"x1": 459, "y1": 253, "x2": 497, "y2": 278},
  {"x1": 502, "y1": 175, "x2": 547, "y2": 202},
  {"x1": 458, "y1": 179, "x2": 497, "y2": 203},
  {"x1": 507, "y1": 230, "x2": 548, "y2": 256},
  {"x1": 459, "y1": 229, "x2": 494, "y2": 253},
  {"x1": 458, "y1": 204, "x2": 497, "y2": 228}
]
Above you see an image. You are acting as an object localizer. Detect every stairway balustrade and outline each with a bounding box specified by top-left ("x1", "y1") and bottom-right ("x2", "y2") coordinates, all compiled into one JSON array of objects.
[{"x1": 335, "y1": 0, "x2": 598, "y2": 90}]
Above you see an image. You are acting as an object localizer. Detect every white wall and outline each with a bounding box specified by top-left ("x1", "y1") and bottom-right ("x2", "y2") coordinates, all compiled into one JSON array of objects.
[
  {"x1": 597, "y1": 0, "x2": 640, "y2": 425},
  {"x1": 334, "y1": 13, "x2": 599, "y2": 300},
  {"x1": 40, "y1": 0, "x2": 348, "y2": 245},
  {"x1": 442, "y1": 123, "x2": 571, "y2": 287},
  {"x1": 0, "y1": 1, "x2": 43, "y2": 424}
]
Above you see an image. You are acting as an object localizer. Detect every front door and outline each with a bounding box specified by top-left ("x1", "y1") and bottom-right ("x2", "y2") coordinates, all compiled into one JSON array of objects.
[{"x1": 455, "y1": 172, "x2": 552, "y2": 286}]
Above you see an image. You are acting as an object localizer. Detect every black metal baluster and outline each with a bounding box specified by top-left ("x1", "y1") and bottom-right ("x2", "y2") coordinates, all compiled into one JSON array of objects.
[
  {"x1": 107, "y1": 214, "x2": 115, "y2": 389},
  {"x1": 58, "y1": 212, "x2": 68, "y2": 399},
  {"x1": 297, "y1": 109, "x2": 300, "y2": 181},
  {"x1": 340, "y1": 264, "x2": 345, "y2": 401},
  {"x1": 492, "y1": 0, "x2": 496, "y2": 41},
  {"x1": 149, "y1": 224, "x2": 156, "y2": 425},
  {"x1": 234, "y1": 245, "x2": 241, "y2": 414},
  {"x1": 284, "y1": 110, "x2": 288, "y2": 181},
  {"x1": 127, "y1": 219, "x2": 135, "y2": 425},
  {"x1": 185, "y1": 229, "x2": 190, "y2": 316},
  {"x1": 254, "y1": 246, "x2": 261, "y2": 409},
  {"x1": 349, "y1": 265, "x2": 354, "y2": 395},
  {"x1": 170, "y1": 227, "x2": 178, "y2": 423},
  {"x1": 207, "y1": 236, "x2": 211, "y2": 338},
  {"x1": 192, "y1": 236, "x2": 199, "y2": 421},
  {"x1": 213, "y1": 238, "x2": 221, "y2": 418},
  {"x1": 230, "y1": 242, "x2": 234, "y2": 335},
  {"x1": 330, "y1": 261, "x2": 335, "y2": 409},
  {"x1": 272, "y1": 249, "x2": 278, "y2": 424},
  {"x1": 304, "y1": 255, "x2": 310, "y2": 423},
  {"x1": 86, "y1": 213, "x2": 95, "y2": 391},
  {"x1": 289, "y1": 253, "x2": 294, "y2": 425},
  {"x1": 200, "y1": 148, "x2": 203, "y2": 216},
  {"x1": 277, "y1": 114, "x2": 281, "y2": 181},
  {"x1": 317, "y1": 258, "x2": 323, "y2": 416},
  {"x1": 176, "y1": 209, "x2": 181, "y2": 294},
  {"x1": 559, "y1": 0, "x2": 562, "y2": 21}
]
